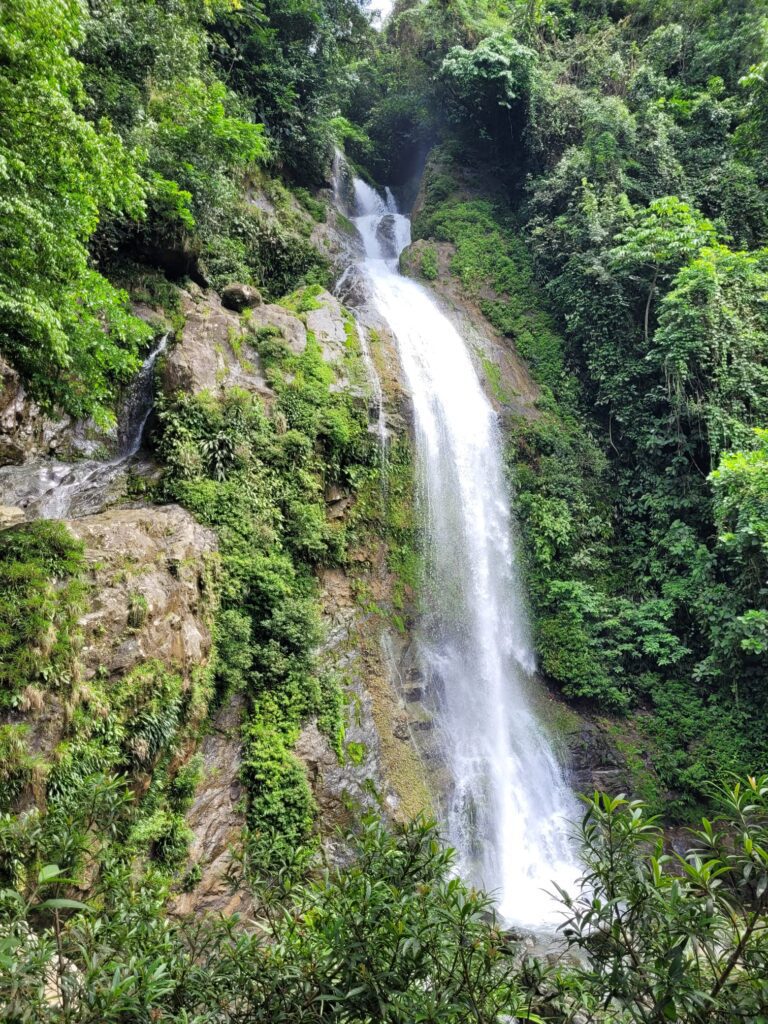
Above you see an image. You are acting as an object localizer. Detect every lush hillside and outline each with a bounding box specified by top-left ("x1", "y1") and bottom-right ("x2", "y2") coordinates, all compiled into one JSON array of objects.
[
  {"x1": 348, "y1": 0, "x2": 768, "y2": 816},
  {"x1": 1, "y1": 0, "x2": 768, "y2": 1020}
]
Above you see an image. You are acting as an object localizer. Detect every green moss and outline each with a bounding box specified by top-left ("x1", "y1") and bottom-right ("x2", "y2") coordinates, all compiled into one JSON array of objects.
[
  {"x1": 335, "y1": 212, "x2": 357, "y2": 235},
  {"x1": 278, "y1": 283, "x2": 325, "y2": 313},
  {"x1": 293, "y1": 186, "x2": 327, "y2": 223},
  {"x1": 155, "y1": 299, "x2": 378, "y2": 864},
  {"x1": 420, "y1": 245, "x2": 438, "y2": 280},
  {"x1": 476, "y1": 349, "x2": 511, "y2": 404}
]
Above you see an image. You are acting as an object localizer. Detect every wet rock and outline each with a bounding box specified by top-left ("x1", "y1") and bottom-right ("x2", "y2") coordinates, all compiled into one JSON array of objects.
[
  {"x1": 221, "y1": 282, "x2": 262, "y2": 312},
  {"x1": 0, "y1": 505, "x2": 24, "y2": 530},
  {"x1": 409, "y1": 712, "x2": 434, "y2": 732},
  {"x1": 402, "y1": 684, "x2": 425, "y2": 703},
  {"x1": 334, "y1": 265, "x2": 369, "y2": 308},
  {"x1": 566, "y1": 721, "x2": 629, "y2": 796},
  {"x1": 375, "y1": 214, "x2": 399, "y2": 260},
  {"x1": 393, "y1": 714, "x2": 411, "y2": 741},
  {"x1": 0, "y1": 356, "x2": 112, "y2": 465}
]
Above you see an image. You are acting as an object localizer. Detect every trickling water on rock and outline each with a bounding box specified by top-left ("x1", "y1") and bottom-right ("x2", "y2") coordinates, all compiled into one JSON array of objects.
[
  {"x1": 350, "y1": 178, "x2": 579, "y2": 928},
  {"x1": 0, "y1": 333, "x2": 169, "y2": 521}
]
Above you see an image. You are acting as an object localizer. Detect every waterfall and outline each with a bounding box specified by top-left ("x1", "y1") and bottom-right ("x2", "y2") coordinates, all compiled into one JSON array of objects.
[
  {"x1": 0, "y1": 333, "x2": 169, "y2": 521},
  {"x1": 351, "y1": 179, "x2": 579, "y2": 928}
]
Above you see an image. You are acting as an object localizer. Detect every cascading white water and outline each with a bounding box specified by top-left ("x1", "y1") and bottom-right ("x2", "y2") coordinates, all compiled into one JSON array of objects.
[
  {"x1": 0, "y1": 332, "x2": 169, "y2": 521},
  {"x1": 351, "y1": 178, "x2": 579, "y2": 927}
]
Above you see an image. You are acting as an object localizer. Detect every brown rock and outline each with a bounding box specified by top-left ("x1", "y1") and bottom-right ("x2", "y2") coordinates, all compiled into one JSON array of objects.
[
  {"x1": 221, "y1": 283, "x2": 262, "y2": 312},
  {"x1": 172, "y1": 697, "x2": 249, "y2": 919},
  {"x1": 67, "y1": 505, "x2": 217, "y2": 684}
]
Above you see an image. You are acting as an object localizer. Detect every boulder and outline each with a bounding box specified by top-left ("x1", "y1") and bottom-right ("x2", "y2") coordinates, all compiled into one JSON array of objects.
[
  {"x1": 245, "y1": 302, "x2": 308, "y2": 356},
  {"x1": 163, "y1": 292, "x2": 273, "y2": 398},
  {"x1": 221, "y1": 283, "x2": 262, "y2": 312},
  {"x1": 375, "y1": 214, "x2": 399, "y2": 260}
]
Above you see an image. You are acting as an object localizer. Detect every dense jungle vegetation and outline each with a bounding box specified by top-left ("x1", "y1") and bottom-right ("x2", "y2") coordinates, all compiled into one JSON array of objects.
[
  {"x1": 2, "y1": 0, "x2": 768, "y2": 1019},
  {"x1": 354, "y1": 0, "x2": 768, "y2": 818}
]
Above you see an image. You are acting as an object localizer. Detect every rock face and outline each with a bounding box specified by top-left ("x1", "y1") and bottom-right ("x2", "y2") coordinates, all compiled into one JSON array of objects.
[
  {"x1": 247, "y1": 302, "x2": 308, "y2": 356},
  {"x1": 162, "y1": 291, "x2": 274, "y2": 399},
  {"x1": 68, "y1": 505, "x2": 216, "y2": 683},
  {"x1": 0, "y1": 356, "x2": 104, "y2": 465},
  {"x1": 565, "y1": 720, "x2": 631, "y2": 797},
  {"x1": 0, "y1": 505, "x2": 24, "y2": 530},
  {"x1": 0, "y1": 303, "x2": 168, "y2": 470},
  {"x1": 8, "y1": 506, "x2": 217, "y2": 764},
  {"x1": 163, "y1": 288, "x2": 358, "y2": 401},
  {"x1": 305, "y1": 291, "x2": 348, "y2": 361},
  {"x1": 375, "y1": 214, "x2": 399, "y2": 260},
  {"x1": 172, "y1": 696, "x2": 248, "y2": 918}
]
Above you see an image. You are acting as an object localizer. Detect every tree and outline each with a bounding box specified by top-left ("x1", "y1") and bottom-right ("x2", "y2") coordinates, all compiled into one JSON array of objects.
[
  {"x1": 609, "y1": 197, "x2": 717, "y2": 345},
  {"x1": 0, "y1": 0, "x2": 151, "y2": 423},
  {"x1": 441, "y1": 33, "x2": 537, "y2": 151},
  {"x1": 547, "y1": 779, "x2": 768, "y2": 1023},
  {"x1": 652, "y1": 246, "x2": 768, "y2": 460},
  {"x1": 710, "y1": 430, "x2": 768, "y2": 663}
]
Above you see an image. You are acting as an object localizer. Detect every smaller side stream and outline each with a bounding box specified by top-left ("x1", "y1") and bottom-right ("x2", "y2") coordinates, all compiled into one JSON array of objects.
[{"x1": 0, "y1": 333, "x2": 169, "y2": 521}]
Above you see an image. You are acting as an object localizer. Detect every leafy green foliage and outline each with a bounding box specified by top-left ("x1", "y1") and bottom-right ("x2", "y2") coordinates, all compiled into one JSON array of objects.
[
  {"x1": 0, "y1": 0, "x2": 151, "y2": 422},
  {"x1": 441, "y1": 32, "x2": 536, "y2": 150},
  {"x1": 546, "y1": 778, "x2": 768, "y2": 1022},
  {"x1": 210, "y1": 0, "x2": 373, "y2": 184},
  {"x1": 3, "y1": 775, "x2": 768, "y2": 1022},
  {"x1": 653, "y1": 245, "x2": 768, "y2": 458},
  {"x1": 0, "y1": 523, "x2": 86, "y2": 710},
  {"x1": 157, "y1": 295, "x2": 376, "y2": 858}
]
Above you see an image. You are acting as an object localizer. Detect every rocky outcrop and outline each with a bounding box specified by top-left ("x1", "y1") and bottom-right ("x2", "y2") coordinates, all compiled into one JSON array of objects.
[
  {"x1": 565, "y1": 720, "x2": 631, "y2": 796},
  {"x1": 247, "y1": 301, "x2": 308, "y2": 356},
  {"x1": 0, "y1": 356, "x2": 107, "y2": 465},
  {"x1": 164, "y1": 288, "x2": 360, "y2": 400},
  {"x1": 162, "y1": 290, "x2": 274, "y2": 399},
  {"x1": 220, "y1": 283, "x2": 262, "y2": 312},
  {"x1": 68, "y1": 505, "x2": 216, "y2": 682},
  {"x1": 10, "y1": 506, "x2": 217, "y2": 763},
  {"x1": 296, "y1": 565, "x2": 431, "y2": 846},
  {"x1": 172, "y1": 696, "x2": 248, "y2": 918}
]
